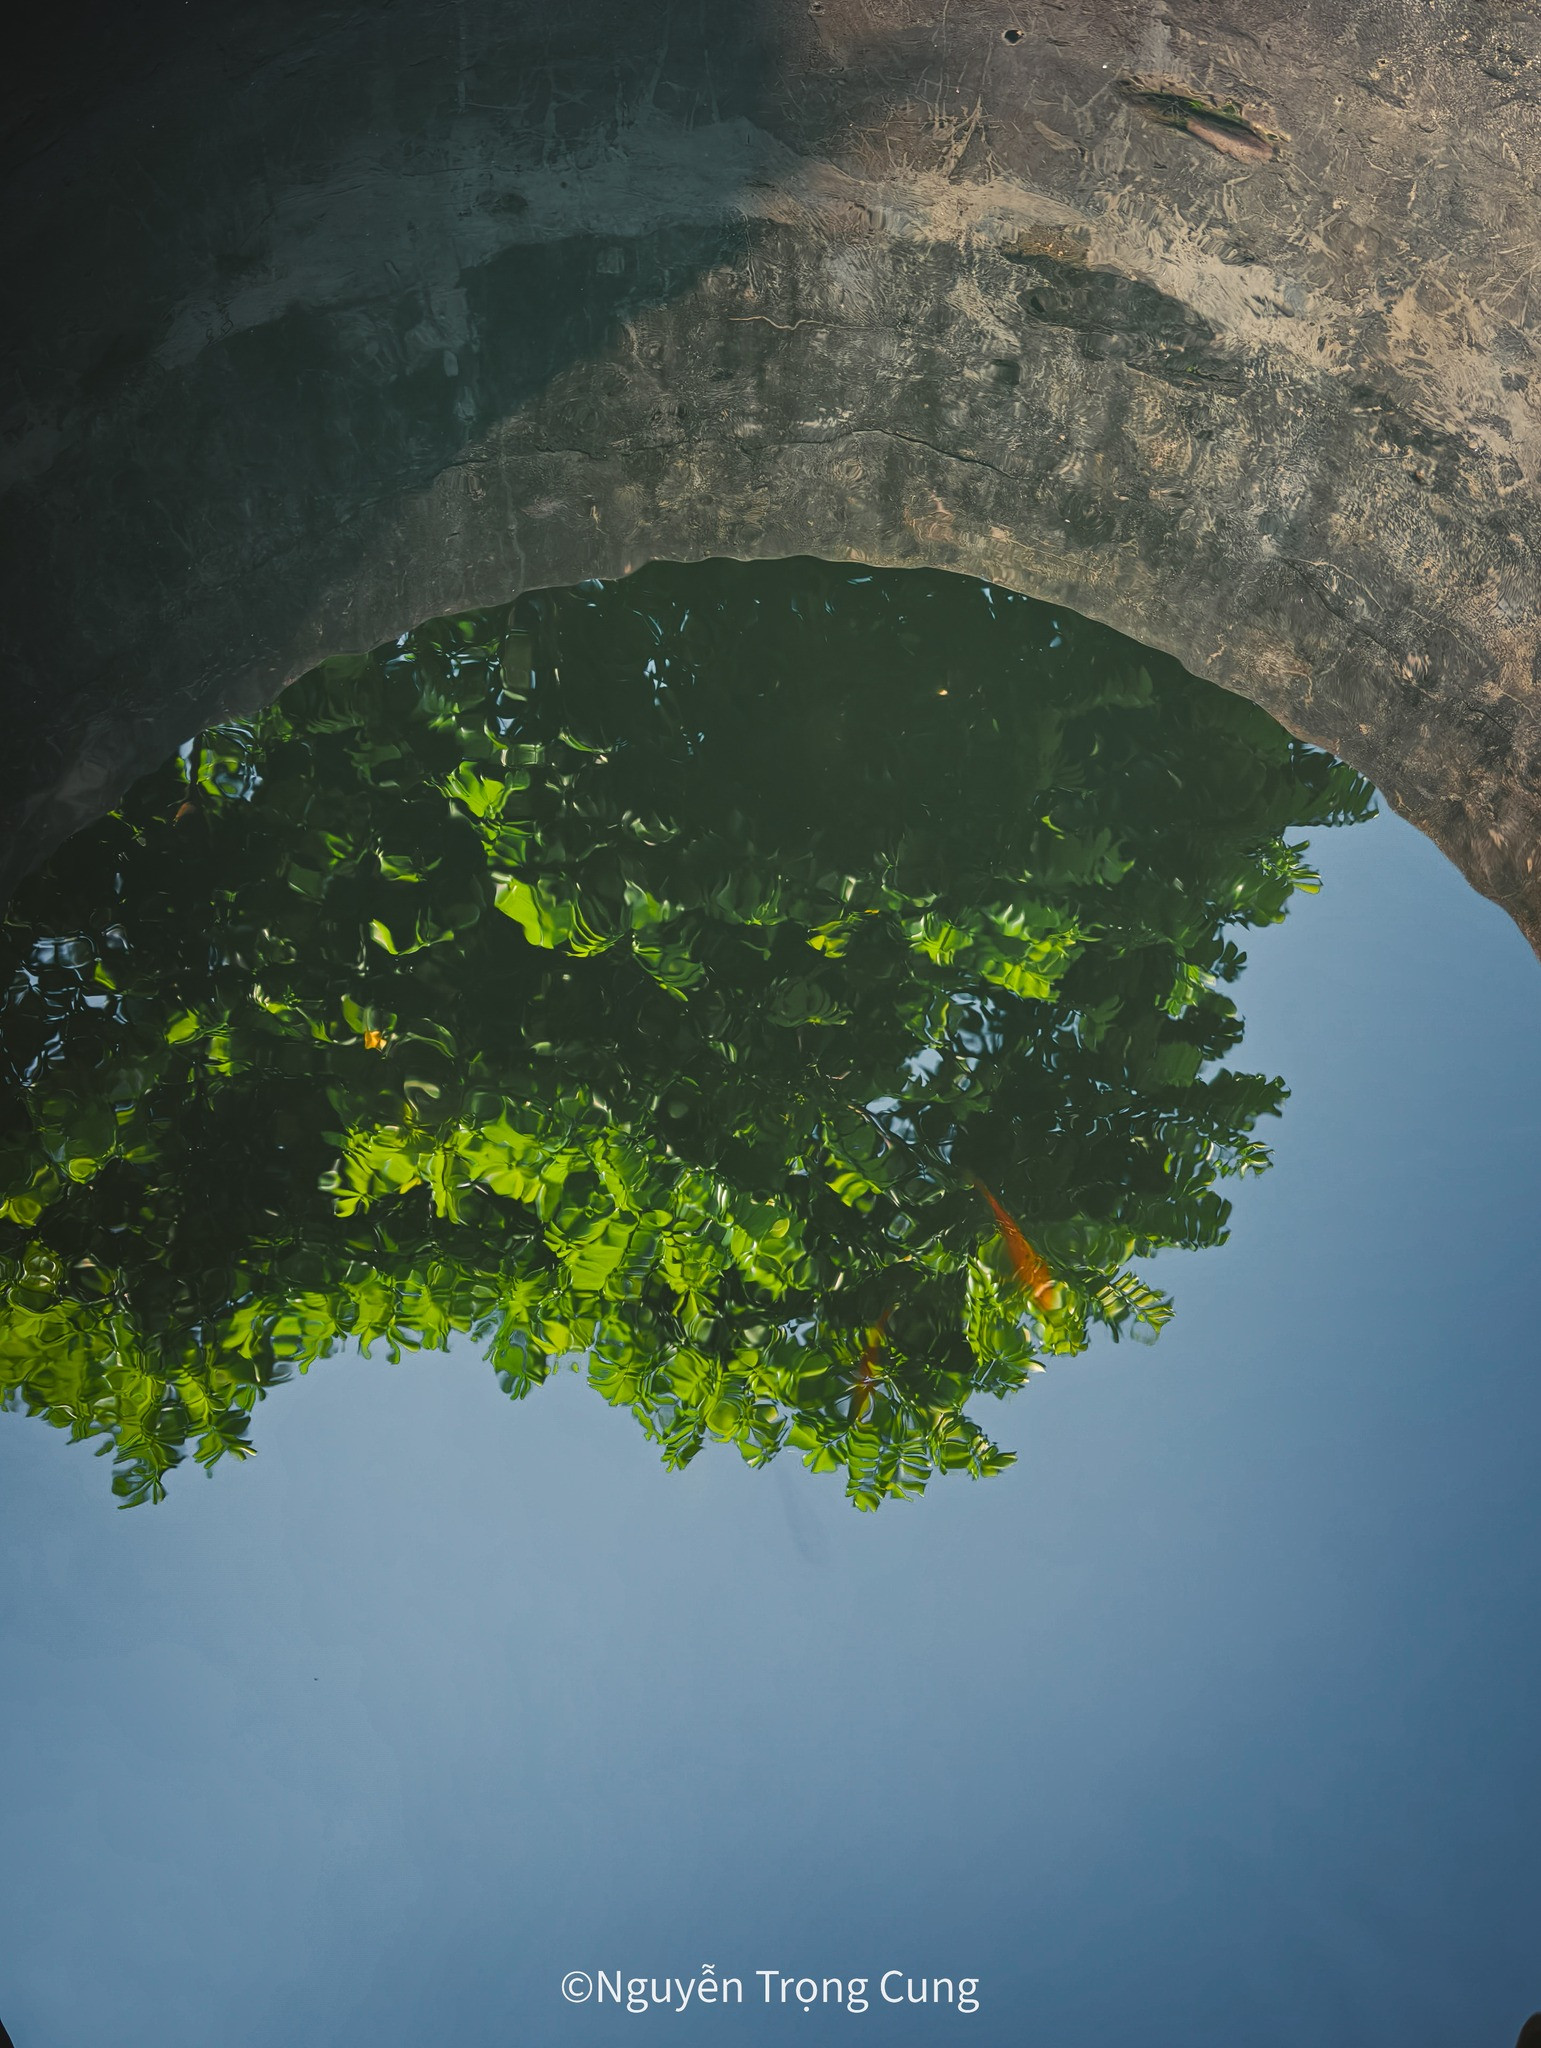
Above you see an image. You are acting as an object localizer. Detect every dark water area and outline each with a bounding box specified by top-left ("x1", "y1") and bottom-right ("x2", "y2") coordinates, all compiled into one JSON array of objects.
[{"x1": 0, "y1": 559, "x2": 1371, "y2": 1509}]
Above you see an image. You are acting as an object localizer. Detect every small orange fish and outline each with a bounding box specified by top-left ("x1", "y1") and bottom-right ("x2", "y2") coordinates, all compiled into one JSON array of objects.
[
  {"x1": 362, "y1": 1029, "x2": 389, "y2": 1050},
  {"x1": 849, "y1": 1305, "x2": 893, "y2": 1424},
  {"x1": 173, "y1": 801, "x2": 196, "y2": 823},
  {"x1": 972, "y1": 1178, "x2": 1057, "y2": 1310}
]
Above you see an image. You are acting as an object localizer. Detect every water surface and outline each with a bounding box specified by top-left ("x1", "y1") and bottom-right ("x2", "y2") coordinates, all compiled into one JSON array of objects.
[{"x1": 2, "y1": 561, "x2": 1538, "y2": 2048}]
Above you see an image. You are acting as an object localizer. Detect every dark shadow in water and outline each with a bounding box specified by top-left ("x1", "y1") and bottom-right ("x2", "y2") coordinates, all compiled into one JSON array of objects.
[{"x1": 0, "y1": 559, "x2": 1373, "y2": 1508}]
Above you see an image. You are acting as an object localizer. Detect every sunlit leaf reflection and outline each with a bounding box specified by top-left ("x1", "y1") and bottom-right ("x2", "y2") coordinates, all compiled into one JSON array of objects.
[{"x1": 0, "y1": 560, "x2": 1373, "y2": 1507}]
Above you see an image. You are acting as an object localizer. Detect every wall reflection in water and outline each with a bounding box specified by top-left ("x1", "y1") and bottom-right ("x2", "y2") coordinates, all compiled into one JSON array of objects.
[{"x1": 0, "y1": 560, "x2": 1373, "y2": 1506}]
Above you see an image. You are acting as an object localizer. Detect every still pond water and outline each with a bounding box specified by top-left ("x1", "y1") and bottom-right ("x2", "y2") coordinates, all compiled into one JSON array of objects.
[{"x1": 1, "y1": 560, "x2": 1537, "y2": 2046}]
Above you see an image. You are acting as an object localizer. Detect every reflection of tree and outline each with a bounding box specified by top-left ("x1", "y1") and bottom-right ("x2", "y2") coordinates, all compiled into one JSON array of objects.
[{"x1": 0, "y1": 560, "x2": 1373, "y2": 1507}]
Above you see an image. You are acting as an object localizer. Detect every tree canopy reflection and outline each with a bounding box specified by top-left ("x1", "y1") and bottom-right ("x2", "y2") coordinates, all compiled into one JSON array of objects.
[{"x1": 0, "y1": 560, "x2": 1373, "y2": 1507}]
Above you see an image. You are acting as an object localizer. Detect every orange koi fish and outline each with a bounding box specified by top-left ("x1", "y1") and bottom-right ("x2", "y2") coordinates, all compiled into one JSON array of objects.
[
  {"x1": 972, "y1": 1178, "x2": 1057, "y2": 1311},
  {"x1": 849, "y1": 1305, "x2": 893, "y2": 1424}
]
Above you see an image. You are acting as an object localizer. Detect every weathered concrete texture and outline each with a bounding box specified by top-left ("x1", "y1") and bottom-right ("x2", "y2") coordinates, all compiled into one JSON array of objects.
[{"x1": 4, "y1": 0, "x2": 1541, "y2": 939}]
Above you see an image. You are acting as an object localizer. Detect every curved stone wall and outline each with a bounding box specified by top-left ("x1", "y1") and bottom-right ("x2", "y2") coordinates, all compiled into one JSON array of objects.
[{"x1": 4, "y1": 0, "x2": 1539, "y2": 938}]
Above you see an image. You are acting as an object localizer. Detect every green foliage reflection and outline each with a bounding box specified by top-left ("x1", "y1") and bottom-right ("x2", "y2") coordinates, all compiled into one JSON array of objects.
[{"x1": 0, "y1": 560, "x2": 1373, "y2": 1507}]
